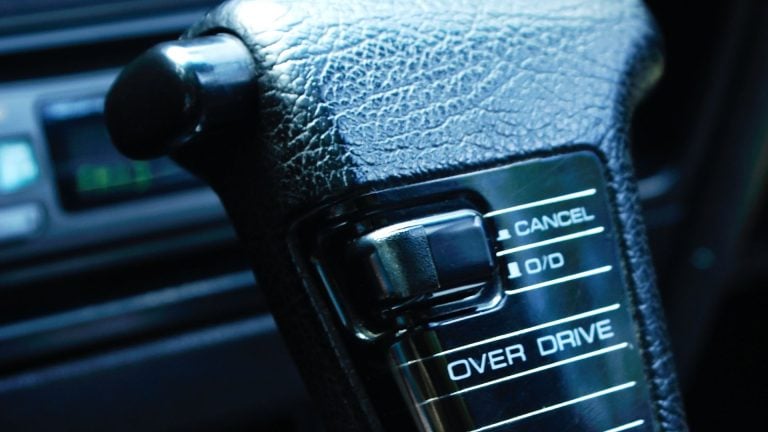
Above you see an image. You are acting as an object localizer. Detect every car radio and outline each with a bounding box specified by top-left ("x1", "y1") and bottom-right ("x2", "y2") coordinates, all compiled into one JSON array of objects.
[
  {"x1": 41, "y1": 95, "x2": 202, "y2": 211},
  {"x1": 0, "y1": 71, "x2": 228, "y2": 277}
]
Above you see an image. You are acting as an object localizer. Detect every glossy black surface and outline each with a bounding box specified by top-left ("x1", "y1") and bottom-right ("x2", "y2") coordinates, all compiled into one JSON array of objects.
[
  {"x1": 300, "y1": 151, "x2": 656, "y2": 431},
  {"x1": 105, "y1": 34, "x2": 257, "y2": 159}
]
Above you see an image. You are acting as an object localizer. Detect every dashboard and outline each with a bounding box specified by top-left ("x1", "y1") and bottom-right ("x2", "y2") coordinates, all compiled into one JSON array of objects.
[
  {"x1": 0, "y1": 0, "x2": 765, "y2": 431},
  {"x1": 0, "y1": 1, "x2": 315, "y2": 430}
]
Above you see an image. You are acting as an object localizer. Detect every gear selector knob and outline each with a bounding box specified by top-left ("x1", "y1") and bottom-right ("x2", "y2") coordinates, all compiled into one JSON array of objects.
[{"x1": 103, "y1": 1, "x2": 688, "y2": 430}]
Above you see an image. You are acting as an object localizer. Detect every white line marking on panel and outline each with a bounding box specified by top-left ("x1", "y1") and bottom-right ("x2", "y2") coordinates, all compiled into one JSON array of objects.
[
  {"x1": 484, "y1": 189, "x2": 597, "y2": 218},
  {"x1": 603, "y1": 419, "x2": 646, "y2": 432},
  {"x1": 496, "y1": 226, "x2": 605, "y2": 257},
  {"x1": 505, "y1": 265, "x2": 612, "y2": 296},
  {"x1": 468, "y1": 381, "x2": 637, "y2": 432}
]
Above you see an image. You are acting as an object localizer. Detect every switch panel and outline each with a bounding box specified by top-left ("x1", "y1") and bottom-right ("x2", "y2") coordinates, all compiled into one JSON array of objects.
[{"x1": 299, "y1": 152, "x2": 657, "y2": 431}]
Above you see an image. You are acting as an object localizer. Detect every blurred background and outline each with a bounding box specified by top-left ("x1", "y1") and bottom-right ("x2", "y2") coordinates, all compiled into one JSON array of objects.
[{"x1": 0, "y1": 0, "x2": 764, "y2": 430}]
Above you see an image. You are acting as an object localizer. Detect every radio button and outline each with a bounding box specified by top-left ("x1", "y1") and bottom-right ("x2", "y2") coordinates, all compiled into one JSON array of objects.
[
  {"x1": 0, "y1": 203, "x2": 44, "y2": 245},
  {"x1": 0, "y1": 137, "x2": 39, "y2": 194}
]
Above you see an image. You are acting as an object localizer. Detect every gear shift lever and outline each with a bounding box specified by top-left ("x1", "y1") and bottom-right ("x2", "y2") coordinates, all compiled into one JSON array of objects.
[{"x1": 105, "y1": 1, "x2": 687, "y2": 431}]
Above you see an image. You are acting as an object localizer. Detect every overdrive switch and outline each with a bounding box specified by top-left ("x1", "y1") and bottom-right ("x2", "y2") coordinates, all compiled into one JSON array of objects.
[{"x1": 352, "y1": 210, "x2": 495, "y2": 308}]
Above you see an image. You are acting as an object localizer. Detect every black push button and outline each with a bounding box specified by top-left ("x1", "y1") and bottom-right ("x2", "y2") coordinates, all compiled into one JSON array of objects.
[{"x1": 352, "y1": 210, "x2": 494, "y2": 306}]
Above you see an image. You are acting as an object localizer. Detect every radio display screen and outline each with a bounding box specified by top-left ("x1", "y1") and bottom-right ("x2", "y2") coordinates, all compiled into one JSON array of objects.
[{"x1": 42, "y1": 96, "x2": 201, "y2": 211}]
